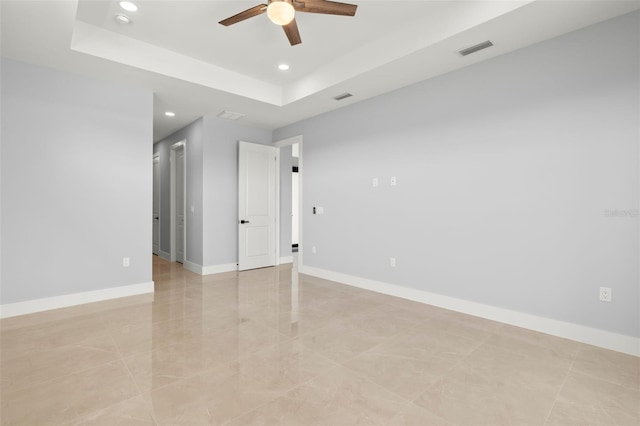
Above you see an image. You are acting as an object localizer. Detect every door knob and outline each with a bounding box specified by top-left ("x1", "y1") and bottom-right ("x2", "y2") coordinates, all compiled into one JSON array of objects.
[{"x1": 240, "y1": 220, "x2": 250, "y2": 224}]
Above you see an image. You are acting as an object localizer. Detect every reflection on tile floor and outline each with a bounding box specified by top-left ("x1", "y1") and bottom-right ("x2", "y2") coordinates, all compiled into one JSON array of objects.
[{"x1": 1, "y1": 256, "x2": 639, "y2": 425}]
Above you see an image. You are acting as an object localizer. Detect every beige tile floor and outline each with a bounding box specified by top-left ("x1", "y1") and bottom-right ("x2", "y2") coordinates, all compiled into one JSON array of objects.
[{"x1": 1, "y1": 256, "x2": 638, "y2": 425}]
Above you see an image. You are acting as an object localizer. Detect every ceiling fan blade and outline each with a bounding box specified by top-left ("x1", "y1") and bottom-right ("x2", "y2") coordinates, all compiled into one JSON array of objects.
[
  {"x1": 293, "y1": 0, "x2": 357, "y2": 16},
  {"x1": 219, "y1": 4, "x2": 267, "y2": 26},
  {"x1": 283, "y1": 18, "x2": 302, "y2": 46}
]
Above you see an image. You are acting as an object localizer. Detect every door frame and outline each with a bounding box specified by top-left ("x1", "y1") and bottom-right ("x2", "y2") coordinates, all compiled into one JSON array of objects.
[
  {"x1": 238, "y1": 141, "x2": 279, "y2": 271},
  {"x1": 153, "y1": 153, "x2": 160, "y2": 256},
  {"x1": 274, "y1": 135, "x2": 303, "y2": 268},
  {"x1": 236, "y1": 135, "x2": 303, "y2": 270},
  {"x1": 170, "y1": 140, "x2": 186, "y2": 264}
]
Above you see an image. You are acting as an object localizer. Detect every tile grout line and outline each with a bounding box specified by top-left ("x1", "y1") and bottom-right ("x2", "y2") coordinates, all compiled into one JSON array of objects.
[
  {"x1": 219, "y1": 358, "x2": 344, "y2": 425},
  {"x1": 110, "y1": 324, "x2": 161, "y2": 426},
  {"x1": 542, "y1": 350, "x2": 577, "y2": 425},
  {"x1": 122, "y1": 321, "x2": 294, "y2": 408},
  {"x1": 220, "y1": 333, "x2": 404, "y2": 425},
  {"x1": 568, "y1": 368, "x2": 640, "y2": 391},
  {"x1": 1, "y1": 336, "x2": 125, "y2": 402}
]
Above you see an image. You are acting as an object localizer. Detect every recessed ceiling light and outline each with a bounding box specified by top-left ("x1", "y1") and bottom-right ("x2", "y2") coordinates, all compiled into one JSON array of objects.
[
  {"x1": 165, "y1": 111, "x2": 175, "y2": 117},
  {"x1": 114, "y1": 13, "x2": 131, "y2": 24},
  {"x1": 278, "y1": 64, "x2": 290, "y2": 71},
  {"x1": 119, "y1": 1, "x2": 138, "y2": 12}
]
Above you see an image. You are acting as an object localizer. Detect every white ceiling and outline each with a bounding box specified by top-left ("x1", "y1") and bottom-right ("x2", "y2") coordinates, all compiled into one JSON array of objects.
[{"x1": 2, "y1": 0, "x2": 639, "y2": 142}]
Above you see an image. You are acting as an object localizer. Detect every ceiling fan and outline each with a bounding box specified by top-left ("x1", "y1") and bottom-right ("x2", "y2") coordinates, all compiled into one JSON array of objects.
[{"x1": 219, "y1": 0, "x2": 358, "y2": 46}]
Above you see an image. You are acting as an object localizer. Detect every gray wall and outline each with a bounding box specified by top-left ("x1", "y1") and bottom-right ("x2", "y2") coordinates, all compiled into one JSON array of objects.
[
  {"x1": 274, "y1": 12, "x2": 639, "y2": 337},
  {"x1": 153, "y1": 116, "x2": 279, "y2": 270},
  {"x1": 153, "y1": 118, "x2": 203, "y2": 265},
  {"x1": 1, "y1": 59, "x2": 153, "y2": 304},
  {"x1": 202, "y1": 117, "x2": 272, "y2": 267}
]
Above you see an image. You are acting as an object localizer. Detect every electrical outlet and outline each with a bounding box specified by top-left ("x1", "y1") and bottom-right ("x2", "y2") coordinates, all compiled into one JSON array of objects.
[
  {"x1": 123, "y1": 257, "x2": 130, "y2": 267},
  {"x1": 372, "y1": 177, "x2": 379, "y2": 187},
  {"x1": 599, "y1": 287, "x2": 611, "y2": 302},
  {"x1": 390, "y1": 257, "x2": 396, "y2": 267}
]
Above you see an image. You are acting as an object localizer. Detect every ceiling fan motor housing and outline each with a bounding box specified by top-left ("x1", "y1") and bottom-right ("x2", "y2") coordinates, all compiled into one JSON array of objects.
[
  {"x1": 267, "y1": 0, "x2": 296, "y2": 26},
  {"x1": 219, "y1": 0, "x2": 358, "y2": 46}
]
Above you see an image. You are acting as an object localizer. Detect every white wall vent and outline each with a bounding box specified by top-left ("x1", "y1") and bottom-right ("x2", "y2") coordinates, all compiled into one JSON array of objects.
[
  {"x1": 333, "y1": 92, "x2": 353, "y2": 101},
  {"x1": 217, "y1": 110, "x2": 245, "y2": 120},
  {"x1": 458, "y1": 40, "x2": 494, "y2": 57}
]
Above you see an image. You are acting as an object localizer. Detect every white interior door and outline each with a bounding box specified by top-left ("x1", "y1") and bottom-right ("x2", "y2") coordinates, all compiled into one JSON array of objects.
[
  {"x1": 176, "y1": 146, "x2": 185, "y2": 263},
  {"x1": 238, "y1": 141, "x2": 277, "y2": 271},
  {"x1": 152, "y1": 155, "x2": 160, "y2": 255}
]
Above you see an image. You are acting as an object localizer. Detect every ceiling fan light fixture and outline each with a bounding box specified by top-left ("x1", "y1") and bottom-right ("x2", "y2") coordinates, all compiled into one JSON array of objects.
[
  {"x1": 267, "y1": 1, "x2": 295, "y2": 26},
  {"x1": 219, "y1": 0, "x2": 356, "y2": 45},
  {"x1": 119, "y1": 1, "x2": 138, "y2": 12}
]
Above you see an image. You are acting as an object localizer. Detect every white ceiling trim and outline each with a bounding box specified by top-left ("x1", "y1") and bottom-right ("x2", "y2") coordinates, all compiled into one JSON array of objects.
[
  {"x1": 70, "y1": 0, "x2": 535, "y2": 107},
  {"x1": 71, "y1": 20, "x2": 283, "y2": 105},
  {"x1": 283, "y1": 0, "x2": 534, "y2": 104},
  {"x1": 4, "y1": 0, "x2": 637, "y2": 141}
]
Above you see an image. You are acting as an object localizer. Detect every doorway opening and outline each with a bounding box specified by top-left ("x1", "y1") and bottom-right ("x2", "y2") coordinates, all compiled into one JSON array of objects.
[
  {"x1": 170, "y1": 140, "x2": 186, "y2": 264},
  {"x1": 236, "y1": 136, "x2": 303, "y2": 271},
  {"x1": 152, "y1": 154, "x2": 160, "y2": 256},
  {"x1": 273, "y1": 136, "x2": 302, "y2": 269},
  {"x1": 291, "y1": 142, "x2": 299, "y2": 254}
]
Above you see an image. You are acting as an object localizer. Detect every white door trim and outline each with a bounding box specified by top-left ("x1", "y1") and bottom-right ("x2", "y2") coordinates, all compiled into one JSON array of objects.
[
  {"x1": 274, "y1": 135, "x2": 303, "y2": 268},
  {"x1": 275, "y1": 149, "x2": 281, "y2": 265},
  {"x1": 235, "y1": 136, "x2": 303, "y2": 271},
  {"x1": 152, "y1": 153, "x2": 161, "y2": 256},
  {"x1": 170, "y1": 140, "x2": 186, "y2": 264}
]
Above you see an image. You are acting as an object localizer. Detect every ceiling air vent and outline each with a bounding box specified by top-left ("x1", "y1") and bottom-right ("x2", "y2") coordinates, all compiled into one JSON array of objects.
[
  {"x1": 217, "y1": 110, "x2": 245, "y2": 120},
  {"x1": 458, "y1": 40, "x2": 494, "y2": 57},
  {"x1": 333, "y1": 92, "x2": 353, "y2": 101}
]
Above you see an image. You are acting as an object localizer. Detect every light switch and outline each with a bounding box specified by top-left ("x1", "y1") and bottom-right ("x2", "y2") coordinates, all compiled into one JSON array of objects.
[
  {"x1": 317, "y1": 207, "x2": 324, "y2": 215},
  {"x1": 372, "y1": 178, "x2": 379, "y2": 187},
  {"x1": 390, "y1": 176, "x2": 397, "y2": 186}
]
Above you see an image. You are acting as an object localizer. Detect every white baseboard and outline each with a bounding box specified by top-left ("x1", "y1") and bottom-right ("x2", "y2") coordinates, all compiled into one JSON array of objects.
[
  {"x1": 183, "y1": 260, "x2": 203, "y2": 275},
  {"x1": 190, "y1": 260, "x2": 292, "y2": 275},
  {"x1": 0, "y1": 281, "x2": 155, "y2": 319},
  {"x1": 299, "y1": 266, "x2": 640, "y2": 357},
  {"x1": 184, "y1": 261, "x2": 238, "y2": 276},
  {"x1": 202, "y1": 263, "x2": 238, "y2": 275},
  {"x1": 158, "y1": 250, "x2": 171, "y2": 261}
]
